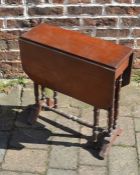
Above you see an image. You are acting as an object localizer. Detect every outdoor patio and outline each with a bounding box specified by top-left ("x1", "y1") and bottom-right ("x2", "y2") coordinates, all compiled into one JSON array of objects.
[{"x1": 0, "y1": 80, "x2": 139, "y2": 175}]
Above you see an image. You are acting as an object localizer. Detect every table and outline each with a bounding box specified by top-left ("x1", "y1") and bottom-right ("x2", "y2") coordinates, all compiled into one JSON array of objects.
[{"x1": 19, "y1": 23, "x2": 133, "y2": 159}]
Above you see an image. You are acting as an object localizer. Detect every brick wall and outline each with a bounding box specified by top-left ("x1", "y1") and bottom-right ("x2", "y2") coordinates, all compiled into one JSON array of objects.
[{"x1": 0, "y1": 0, "x2": 140, "y2": 78}]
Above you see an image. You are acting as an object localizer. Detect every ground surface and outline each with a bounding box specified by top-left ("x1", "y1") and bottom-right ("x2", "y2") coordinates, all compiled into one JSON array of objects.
[{"x1": 0, "y1": 82, "x2": 139, "y2": 175}]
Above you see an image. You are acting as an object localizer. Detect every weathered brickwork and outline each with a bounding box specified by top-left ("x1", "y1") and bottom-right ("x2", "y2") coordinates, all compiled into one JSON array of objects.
[{"x1": 0, "y1": 0, "x2": 140, "y2": 77}]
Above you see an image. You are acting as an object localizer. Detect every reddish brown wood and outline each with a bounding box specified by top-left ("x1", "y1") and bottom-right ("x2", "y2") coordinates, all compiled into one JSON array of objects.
[
  {"x1": 113, "y1": 75, "x2": 123, "y2": 129},
  {"x1": 34, "y1": 83, "x2": 39, "y2": 104},
  {"x1": 53, "y1": 91, "x2": 58, "y2": 109},
  {"x1": 20, "y1": 40, "x2": 116, "y2": 109},
  {"x1": 108, "y1": 106, "x2": 114, "y2": 136},
  {"x1": 19, "y1": 23, "x2": 133, "y2": 158},
  {"x1": 107, "y1": 79, "x2": 115, "y2": 136},
  {"x1": 122, "y1": 53, "x2": 133, "y2": 87},
  {"x1": 21, "y1": 23, "x2": 132, "y2": 71},
  {"x1": 41, "y1": 86, "x2": 46, "y2": 100},
  {"x1": 19, "y1": 24, "x2": 133, "y2": 109}
]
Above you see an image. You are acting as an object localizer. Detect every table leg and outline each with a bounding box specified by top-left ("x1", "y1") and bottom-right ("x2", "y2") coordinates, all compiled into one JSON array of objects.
[
  {"x1": 34, "y1": 83, "x2": 39, "y2": 104},
  {"x1": 41, "y1": 86, "x2": 46, "y2": 100},
  {"x1": 93, "y1": 107, "x2": 100, "y2": 142},
  {"x1": 40, "y1": 86, "x2": 47, "y2": 107},
  {"x1": 108, "y1": 105, "x2": 114, "y2": 137},
  {"x1": 99, "y1": 77, "x2": 123, "y2": 159},
  {"x1": 113, "y1": 75, "x2": 123, "y2": 129},
  {"x1": 53, "y1": 91, "x2": 58, "y2": 109},
  {"x1": 27, "y1": 83, "x2": 41, "y2": 125}
]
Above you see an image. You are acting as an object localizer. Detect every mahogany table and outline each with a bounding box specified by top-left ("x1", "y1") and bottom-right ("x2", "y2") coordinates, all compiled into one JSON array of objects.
[{"x1": 19, "y1": 23, "x2": 133, "y2": 159}]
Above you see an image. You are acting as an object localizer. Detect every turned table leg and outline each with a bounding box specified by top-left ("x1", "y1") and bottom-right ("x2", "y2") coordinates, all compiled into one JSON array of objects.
[
  {"x1": 53, "y1": 91, "x2": 58, "y2": 109},
  {"x1": 108, "y1": 104, "x2": 114, "y2": 137},
  {"x1": 40, "y1": 86, "x2": 47, "y2": 107},
  {"x1": 99, "y1": 77, "x2": 123, "y2": 159},
  {"x1": 113, "y1": 75, "x2": 123, "y2": 129},
  {"x1": 27, "y1": 83, "x2": 41, "y2": 125},
  {"x1": 93, "y1": 107, "x2": 100, "y2": 142},
  {"x1": 41, "y1": 86, "x2": 46, "y2": 101},
  {"x1": 34, "y1": 83, "x2": 39, "y2": 105}
]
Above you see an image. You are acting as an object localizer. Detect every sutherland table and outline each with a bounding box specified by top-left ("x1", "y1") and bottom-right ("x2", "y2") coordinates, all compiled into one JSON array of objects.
[{"x1": 19, "y1": 23, "x2": 133, "y2": 159}]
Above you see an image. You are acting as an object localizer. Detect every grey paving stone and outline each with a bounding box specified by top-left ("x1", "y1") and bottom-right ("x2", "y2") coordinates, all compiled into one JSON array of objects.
[
  {"x1": 22, "y1": 88, "x2": 71, "y2": 108},
  {"x1": 132, "y1": 105, "x2": 140, "y2": 118},
  {"x1": 0, "y1": 86, "x2": 21, "y2": 106},
  {"x1": 0, "y1": 86, "x2": 21, "y2": 131},
  {"x1": 2, "y1": 149, "x2": 48, "y2": 174},
  {"x1": 9, "y1": 128, "x2": 51, "y2": 150},
  {"x1": 21, "y1": 88, "x2": 35, "y2": 106},
  {"x1": 134, "y1": 118, "x2": 140, "y2": 132},
  {"x1": 57, "y1": 93, "x2": 71, "y2": 108},
  {"x1": 57, "y1": 107, "x2": 81, "y2": 117},
  {"x1": 51, "y1": 136, "x2": 79, "y2": 147},
  {"x1": 0, "y1": 171, "x2": 39, "y2": 175},
  {"x1": 79, "y1": 148, "x2": 107, "y2": 166},
  {"x1": 47, "y1": 169, "x2": 77, "y2": 175},
  {"x1": 55, "y1": 115, "x2": 81, "y2": 135},
  {"x1": 0, "y1": 106, "x2": 17, "y2": 131},
  {"x1": 0, "y1": 132, "x2": 9, "y2": 163},
  {"x1": 81, "y1": 108, "x2": 107, "y2": 128},
  {"x1": 119, "y1": 105, "x2": 132, "y2": 117},
  {"x1": 79, "y1": 166, "x2": 107, "y2": 175},
  {"x1": 114, "y1": 117, "x2": 135, "y2": 146},
  {"x1": 80, "y1": 109, "x2": 93, "y2": 139},
  {"x1": 136, "y1": 133, "x2": 140, "y2": 161},
  {"x1": 49, "y1": 143, "x2": 79, "y2": 169},
  {"x1": 15, "y1": 109, "x2": 59, "y2": 130},
  {"x1": 120, "y1": 85, "x2": 140, "y2": 107},
  {"x1": 109, "y1": 146, "x2": 139, "y2": 175},
  {"x1": 70, "y1": 97, "x2": 92, "y2": 109}
]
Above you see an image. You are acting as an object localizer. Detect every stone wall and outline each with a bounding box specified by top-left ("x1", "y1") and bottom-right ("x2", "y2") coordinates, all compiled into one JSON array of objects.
[{"x1": 0, "y1": 0, "x2": 139, "y2": 77}]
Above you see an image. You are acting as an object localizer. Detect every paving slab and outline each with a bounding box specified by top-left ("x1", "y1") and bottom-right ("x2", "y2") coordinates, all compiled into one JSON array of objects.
[
  {"x1": 70, "y1": 97, "x2": 92, "y2": 109},
  {"x1": 136, "y1": 133, "x2": 140, "y2": 163},
  {"x1": 119, "y1": 105, "x2": 132, "y2": 117},
  {"x1": 0, "y1": 82, "x2": 139, "y2": 175},
  {"x1": 109, "y1": 146, "x2": 139, "y2": 175},
  {"x1": 9, "y1": 128, "x2": 51, "y2": 150},
  {"x1": 15, "y1": 109, "x2": 59, "y2": 130},
  {"x1": 114, "y1": 117, "x2": 135, "y2": 146},
  {"x1": 120, "y1": 85, "x2": 140, "y2": 106},
  {"x1": 0, "y1": 86, "x2": 21, "y2": 131},
  {"x1": 79, "y1": 148, "x2": 107, "y2": 166},
  {"x1": 57, "y1": 93, "x2": 71, "y2": 108},
  {"x1": 21, "y1": 88, "x2": 35, "y2": 106},
  {"x1": 49, "y1": 137, "x2": 79, "y2": 170},
  {"x1": 132, "y1": 105, "x2": 140, "y2": 118},
  {"x1": 47, "y1": 168, "x2": 77, "y2": 175},
  {"x1": 134, "y1": 118, "x2": 140, "y2": 132},
  {"x1": 2, "y1": 149, "x2": 48, "y2": 174},
  {"x1": 0, "y1": 106, "x2": 17, "y2": 131},
  {"x1": 0, "y1": 132, "x2": 9, "y2": 163},
  {"x1": 0, "y1": 86, "x2": 21, "y2": 106},
  {"x1": 55, "y1": 115, "x2": 81, "y2": 135},
  {"x1": 79, "y1": 166, "x2": 107, "y2": 175},
  {"x1": 0, "y1": 171, "x2": 39, "y2": 175},
  {"x1": 81, "y1": 108, "x2": 107, "y2": 128}
]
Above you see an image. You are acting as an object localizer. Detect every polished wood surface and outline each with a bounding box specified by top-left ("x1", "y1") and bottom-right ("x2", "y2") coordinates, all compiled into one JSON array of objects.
[
  {"x1": 19, "y1": 23, "x2": 133, "y2": 159},
  {"x1": 21, "y1": 23, "x2": 132, "y2": 69},
  {"x1": 19, "y1": 23, "x2": 133, "y2": 109},
  {"x1": 19, "y1": 39, "x2": 115, "y2": 109}
]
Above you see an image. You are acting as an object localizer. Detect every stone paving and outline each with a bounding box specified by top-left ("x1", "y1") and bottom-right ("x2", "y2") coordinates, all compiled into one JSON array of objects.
[{"x1": 0, "y1": 82, "x2": 139, "y2": 175}]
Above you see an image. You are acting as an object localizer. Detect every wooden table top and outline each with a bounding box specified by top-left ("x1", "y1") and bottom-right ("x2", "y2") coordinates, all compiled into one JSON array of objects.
[{"x1": 22, "y1": 23, "x2": 132, "y2": 69}]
